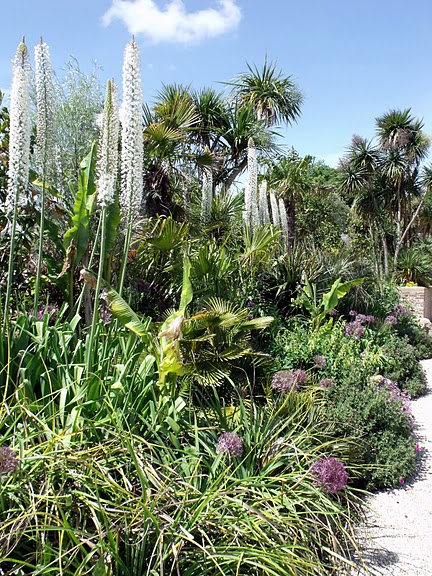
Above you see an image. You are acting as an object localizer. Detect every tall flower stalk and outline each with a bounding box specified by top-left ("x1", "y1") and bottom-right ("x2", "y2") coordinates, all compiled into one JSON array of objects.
[
  {"x1": 269, "y1": 190, "x2": 280, "y2": 227},
  {"x1": 278, "y1": 197, "x2": 289, "y2": 248},
  {"x1": 258, "y1": 179, "x2": 270, "y2": 225},
  {"x1": 245, "y1": 138, "x2": 259, "y2": 229},
  {"x1": 34, "y1": 38, "x2": 54, "y2": 314},
  {"x1": 2, "y1": 39, "x2": 31, "y2": 332},
  {"x1": 86, "y1": 80, "x2": 119, "y2": 374},
  {"x1": 118, "y1": 37, "x2": 143, "y2": 295},
  {"x1": 200, "y1": 164, "x2": 213, "y2": 224}
]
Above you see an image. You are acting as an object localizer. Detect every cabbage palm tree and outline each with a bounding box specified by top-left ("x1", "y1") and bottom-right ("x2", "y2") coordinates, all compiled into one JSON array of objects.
[
  {"x1": 376, "y1": 109, "x2": 430, "y2": 276},
  {"x1": 340, "y1": 110, "x2": 431, "y2": 279},
  {"x1": 228, "y1": 58, "x2": 303, "y2": 127}
]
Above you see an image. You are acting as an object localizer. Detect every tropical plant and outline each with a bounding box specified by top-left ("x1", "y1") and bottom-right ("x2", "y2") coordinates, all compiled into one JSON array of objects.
[
  {"x1": 340, "y1": 110, "x2": 432, "y2": 279},
  {"x1": 228, "y1": 57, "x2": 303, "y2": 127}
]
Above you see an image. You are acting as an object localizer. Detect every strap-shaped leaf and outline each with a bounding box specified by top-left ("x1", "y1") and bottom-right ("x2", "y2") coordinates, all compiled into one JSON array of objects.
[{"x1": 104, "y1": 284, "x2": 152, "y2": 344}]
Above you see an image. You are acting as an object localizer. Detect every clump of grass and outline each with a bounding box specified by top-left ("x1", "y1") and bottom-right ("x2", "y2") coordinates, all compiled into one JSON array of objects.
[{"x1": 0, "y1": 325, "x2": 365, "y2": 575}]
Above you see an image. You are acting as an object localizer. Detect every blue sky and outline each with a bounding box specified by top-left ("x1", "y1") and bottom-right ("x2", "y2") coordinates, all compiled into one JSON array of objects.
[{"x1": 1, "y1": 0, "x2": 432, "y2": 167}]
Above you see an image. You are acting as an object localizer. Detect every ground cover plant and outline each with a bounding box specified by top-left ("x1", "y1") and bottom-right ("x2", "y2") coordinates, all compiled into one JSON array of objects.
[{"x1": 1, "y1": 36, "x2": 431, "y2": 574}]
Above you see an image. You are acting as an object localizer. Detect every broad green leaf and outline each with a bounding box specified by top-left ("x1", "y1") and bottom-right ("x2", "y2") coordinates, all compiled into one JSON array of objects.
[
  {"x1": 179, "y1": 254, "x2": 193, "y2": 315},
  {"x1": 105, "y1": 285, "x2": 152, "y2": 343},
  {"x1": 321, "y1": 277, "x2": 364, "y2": 314},
  {"x1": 241, "y1": 315, "x2": 274, "y2": 330},
  {"x1": 63, "y1": 142, "x2": 97, "y2": 263}
]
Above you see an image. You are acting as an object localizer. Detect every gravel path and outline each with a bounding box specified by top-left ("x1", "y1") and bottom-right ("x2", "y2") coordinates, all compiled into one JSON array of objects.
[{"x1": 345, "y1": 359, "x2": 432, "y2": 575}]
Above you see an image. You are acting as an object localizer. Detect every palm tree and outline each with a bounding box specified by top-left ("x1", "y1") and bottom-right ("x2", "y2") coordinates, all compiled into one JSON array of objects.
[
  {"x1": 339, "y1": 136, "x2": 391, "y2": 277},
  {"x1": 228, "y1": 58, "x2": 303, "y2": 127},
  {"x1": 340, "y1": 110, "x2": 431, "y2": 279},
  {"x1": 143, "y1": 84, "x2": 199, "y2": 216},
  {"x1": 266, "y1": 151, "x2": 315, "y2": 252},
  {"x1": 376, "y1": 109, "x2": 430, "y2": 275}
]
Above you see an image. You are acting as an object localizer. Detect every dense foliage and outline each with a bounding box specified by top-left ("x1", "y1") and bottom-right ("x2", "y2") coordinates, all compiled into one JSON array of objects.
[{"x1": 1, "y1": 37, "x2": 431, "y2": 575}]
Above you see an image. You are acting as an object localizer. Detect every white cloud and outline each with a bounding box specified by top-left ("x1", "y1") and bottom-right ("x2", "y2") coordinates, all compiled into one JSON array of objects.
[{"x1": 102, "y1": 0, "x2": 241, "y2": 44}]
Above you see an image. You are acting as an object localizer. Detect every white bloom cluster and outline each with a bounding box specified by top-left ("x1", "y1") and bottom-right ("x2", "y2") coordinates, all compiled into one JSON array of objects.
[
  {"x1": 96, "y1": 80, "x2": 119, "y2": 207},
  {"x1": 245, "y1": 138, "x2": 259, "y2": 228},
  {"x1": 269, "y1": 191, "x2": 280, "y2": 227},
  {"x1": 120, "y1": 38, "x2": 143, "y2": 221},
  {"x1": 200, "y1": 165, "x2": 213, "y2": 224},
  {"x1": 5, "y1": 40, "x2": 31, "y2": 215},
  {"x1": 278, "y1": 197, "x2": 289, "y2": 244},
  {"x1": 34, "y1": 40, "x2": 54, "y2": 177},
  {"x1": 258, "y1": 179, "x2": 270, "y2": 225}
]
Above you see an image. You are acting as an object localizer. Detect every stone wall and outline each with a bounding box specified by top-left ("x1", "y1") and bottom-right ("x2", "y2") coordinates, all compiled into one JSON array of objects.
[{"x1": 398, "y1": 287, "x2": 432, "y2": 320}]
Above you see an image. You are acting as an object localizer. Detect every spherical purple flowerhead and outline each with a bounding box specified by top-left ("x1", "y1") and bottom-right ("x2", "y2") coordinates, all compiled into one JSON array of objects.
[
  {"x1": 344, "y1": 321, "x2": 364, "y2": 338},
  {"x1": 293, "y1": 369, "x2": 308, "y2": 383},
  {"x1": 0, "y1": 446, "x2": 19, "y2": 476},
  {"x1": 385, "y1": 315, "x2": 398, "y2": 326},
  {"x1": 271, "y1": 369, "x2": 306, "y2": 393},
  {"x1": 319, "y1": 378, "x2": 333, "y2": 389},
  {"x1": 216, "y1": 432, "x2": 244, "y2": 457},
  {"x1": 311, "y1": 457, "x2": 348, "y2": 493},
  {"x1": 313, "y1": 355, "x2": 327, "y2": 369}
]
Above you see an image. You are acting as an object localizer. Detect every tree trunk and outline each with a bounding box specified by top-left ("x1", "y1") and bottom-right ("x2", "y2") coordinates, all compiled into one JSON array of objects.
[{"x1": 392, "y1": 193, "x2": 428, "y2": 278}]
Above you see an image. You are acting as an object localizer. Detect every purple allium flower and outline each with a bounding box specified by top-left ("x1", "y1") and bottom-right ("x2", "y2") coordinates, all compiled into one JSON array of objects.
[
  {"x1": 313, "y1": 355, "x2": 327, "y2": 369},
  {"x1": 311, "y1": 456, "x2": 348, "y2": 493},
  {"x1": 365, "y1": 315, "x2": 376, "y2": 324},
  {"x1": 392, "y1": 304, "x2": 412, "y2": 317},
  {"x1": 344, "y1": 320, "x2": 364, "y2": 338},
  {"x1": 271, "y1": 370, "x2": 298, "y2": 393},
  {"x1": 216, "y1": 432, "x2": 244, "y2": 457},
  {"x1": 271, "y1": 369, "x2": 308, "y2": 393},
  {"x1": 349, "y1": 310, "x2": 358, "y2": 317},
  {"x1": 246, "y1": 299, "x2": 255, "y2": 308},
  {"x1": 0, "y1": 446, "x2": 19, "y2": 476},
  {"x1": 37, "y1": 304, "x2": 59, "y2": 325},
  {"x1": 319, "y1": 378, "x2": 333, "y2": 389},
  {"x1": 385, "y1": 315, "x2": 398, "y2": 325},
  {"x1": 292, "y1": 369, "x2": 307, "y2": 383}
]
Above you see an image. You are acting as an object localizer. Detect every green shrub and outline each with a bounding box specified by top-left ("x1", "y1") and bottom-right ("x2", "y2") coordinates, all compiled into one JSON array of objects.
[
  {"x1": 382, "y1": 334, "x2": 427, "y2": 398},
  {"x1": 267, "y1": 317, "x2": 421, "y2": 490},
  {"x1": 324, "y1": 369, "x2": 417, "y2": 490}
]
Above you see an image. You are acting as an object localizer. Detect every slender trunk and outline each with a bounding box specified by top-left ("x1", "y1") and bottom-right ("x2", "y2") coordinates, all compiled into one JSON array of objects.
[
  {"x1": 382, "y1": 233, "x2": 389, "y2": 277},
  {"x1": 369, "y1": 225, "x2": 381, "y2": 285},
  {"x1": 225, "y1": 157, "x2": 248, "y2": 191},
  {"x1": 392, "y1": 192, "x2": 428, "y2": 278}
]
